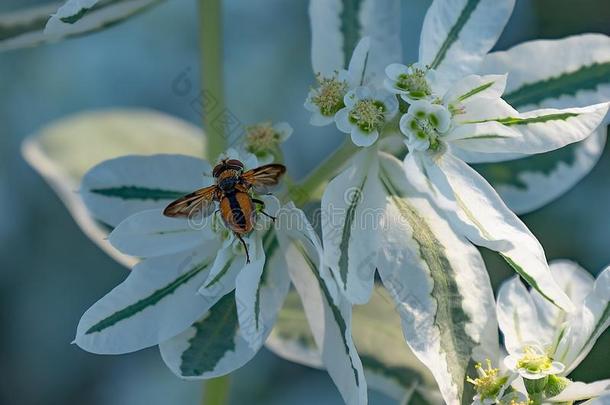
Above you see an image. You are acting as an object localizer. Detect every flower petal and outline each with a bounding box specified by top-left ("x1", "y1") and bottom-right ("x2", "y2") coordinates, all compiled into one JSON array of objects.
[
  {"x1": 419, "y1": 0, "x2": 515, "y2": 92},
  {"x1": 378, "y1": 152, "x2": 499, "y2": 405},
  {"x1": 350, "y1": 127, "x2": 379, "y2": 147},
  {"x1": 277, "y1": 204, "x2": 368, "y2": 405},
  {"x1": 321, "y1": 150, "x2": 386, "y2": 304},
  {"x1": 75, "y1": 247, "x2": 218, "y2": 354},
  {"x1": 406, "y1": 151, "x2": 574, "y2": 312}
]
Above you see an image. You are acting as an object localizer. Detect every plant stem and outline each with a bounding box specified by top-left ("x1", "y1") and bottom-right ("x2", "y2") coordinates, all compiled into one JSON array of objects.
[
  {"x1": 289, "y1": 140, "x2": 360, "y2": 205},
  {"x1": 202, "y1": 375, "x2": 231, "y2": 405},
  {"x1": 199, "y1": 0, "x2": 226, "y2": 161}
]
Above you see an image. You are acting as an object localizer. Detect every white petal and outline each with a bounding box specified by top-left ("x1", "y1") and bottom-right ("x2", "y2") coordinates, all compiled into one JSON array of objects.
[
  {"x1": 75, "y1": 248, "x2": 218, "y2": 354},
  {"x1": 351, "y1": 127, "x2": 379, "y2": 147},
  {"x1": 108, "y1": 209, "x2": 214, "y2": 258},
  {"x1": 335, "y1": 108, "x2": 353, "y2": 134},
  {"x1": 82, "y1": 154, "x2": 211, "y2": 227},
  {"x1": 419, "y1": 0, "x2": 515, "y2": 92},
  {"x1": 321, "y1": 150, "x2": 385, "y2": 304},
  {"x1": 310, "y1": 112, "x2": 336, "y2": 126},
  {"x1": 496, "y1": 277, "x2": 545, "y2": 353},
  {"x1": 385, "y1": 63, "x2": 409, "y2": 80},
  {"x1": 406, "y1": 151, "x2": 574, "y2": 312},
  {"x1": 273, "y1": 122, "x2": 293, "y2": 141}
]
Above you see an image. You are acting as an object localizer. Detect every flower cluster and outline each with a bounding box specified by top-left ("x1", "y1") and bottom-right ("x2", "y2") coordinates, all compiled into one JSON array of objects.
[{"x1": 21, "y1": 0, "x2": 610, "y2": 405}]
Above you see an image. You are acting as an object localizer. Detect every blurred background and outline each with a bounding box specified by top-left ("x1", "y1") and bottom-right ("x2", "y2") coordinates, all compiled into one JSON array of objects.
[{"x1": 1, "y1": 0, "x2": 609, "y2": 404}]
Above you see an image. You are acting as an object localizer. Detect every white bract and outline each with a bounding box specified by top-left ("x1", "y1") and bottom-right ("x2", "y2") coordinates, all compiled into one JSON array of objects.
[
  {"x1": 305, "y1": 1, "x2": 610, "y2": 404},
  {"x1": 496, "y1": 260, "x2": 610, "y2": 403}
]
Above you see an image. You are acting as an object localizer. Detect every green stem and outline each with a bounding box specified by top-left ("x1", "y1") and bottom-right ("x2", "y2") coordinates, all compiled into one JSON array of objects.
[
  {"x1": 288, "y1": 140, "x2": 359, "y2": 205},
  {"x1": 199, "y1": 0, "x2": 226, "y2": 161},
  {"x1": 202, "y1": 375, "x2": 231, "y2": 405}
]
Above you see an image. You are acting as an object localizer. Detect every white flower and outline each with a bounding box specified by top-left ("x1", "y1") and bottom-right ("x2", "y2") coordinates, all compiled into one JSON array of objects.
[
  {"x1": 496, "y1": 261, "x2": 610, "y2": 402},
  {"x1": 384, "y1": 62, "x2": 438, "y2": 102},
  {"x1": 467, "y1": 359, "x2": 516, "y2": 405},
  {"x1": 399, "y1": 99, "x2": 451, "y2": 151},
  {"x1": 335, "y1": 86, "x2": 398, "y2": 147},
  {"x1": 305, "y1": 37, "x2": 371, "y2": 127}
]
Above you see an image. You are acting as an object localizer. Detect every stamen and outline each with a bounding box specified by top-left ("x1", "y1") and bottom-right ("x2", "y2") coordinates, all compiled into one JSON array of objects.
[
  {"x1": 467, "y1": 359, "x2": 508, "y2": 400},
  {"x1": 311, "y1": 74, "x2": 348, "y2": 116},
  {"x1": 348, "y1": 99, "x2": 386, "y2": 132}
]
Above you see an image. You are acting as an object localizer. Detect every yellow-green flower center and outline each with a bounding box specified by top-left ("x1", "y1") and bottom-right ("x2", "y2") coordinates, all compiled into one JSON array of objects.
[
  {"x1": 396, "y1": 67, "x2": 431, "y2": 98},
  {"x1": 311, "y1": 75, "x2": 348, "y2": 116},
  {"x1": 517, "y1": 347, "x2": 553, "y2": 374},
  {"x1": 245, "y1": 123, "x2": 279, "y2": 152},
  {"x1": 467, "y1": 360, "x2": 508, "y2": 400},
  {"x1": 348, "y1": 99, "x2": 386, "y2": 132}
]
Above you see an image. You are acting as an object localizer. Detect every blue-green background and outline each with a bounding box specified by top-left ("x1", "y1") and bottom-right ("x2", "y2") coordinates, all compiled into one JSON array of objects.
[{"x1": 0, "y1": 1, "x2": 609, "y2": 404}]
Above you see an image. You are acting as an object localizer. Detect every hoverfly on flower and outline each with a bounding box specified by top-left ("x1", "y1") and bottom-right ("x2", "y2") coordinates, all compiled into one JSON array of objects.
[{"x1": 163, "y1": 158, "x2": 286, "y2": 262}]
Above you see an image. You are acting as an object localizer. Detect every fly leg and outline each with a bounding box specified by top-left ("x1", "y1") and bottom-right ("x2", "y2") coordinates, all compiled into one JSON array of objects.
[
  {"x1": 252, "y1": 198, "x2": 276, "y2": 221},
  {"x1": 236, "y1": 233, "x2": 251, "y2": 263}
]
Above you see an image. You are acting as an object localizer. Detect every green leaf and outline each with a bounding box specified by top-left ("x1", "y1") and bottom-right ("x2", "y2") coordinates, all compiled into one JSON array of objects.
[{"x1": 22, "y1": 109, "x2": 204, "y2": 267}]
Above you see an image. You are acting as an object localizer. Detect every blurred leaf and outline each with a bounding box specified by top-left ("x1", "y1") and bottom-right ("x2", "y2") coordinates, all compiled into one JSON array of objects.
[
  {"x1": 22, "y1": 109, "x2": 204, "y2": 267},
  {"x1": 476, "y1": 34, "x2": 610, "y2": 214},
  {"x1": 0, "y1": 0, "x2": 164, "y2": 52},
  {"x1": 267, "y1": 286, "x2": 440, "y2": 403}
]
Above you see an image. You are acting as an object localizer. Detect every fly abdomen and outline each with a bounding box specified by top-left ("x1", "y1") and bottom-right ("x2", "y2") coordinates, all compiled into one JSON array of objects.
[{"x1": 220, "y1": 191, "x2": 255, "y2": 234}]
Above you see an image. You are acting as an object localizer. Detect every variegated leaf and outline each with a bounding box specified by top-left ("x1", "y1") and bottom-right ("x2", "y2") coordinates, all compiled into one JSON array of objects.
[
  {"x1": 321, "y1": 149, "x2": 386, "y2": 305},
  {"x1": 22, "y1": 109, "x2": 204, "y2": 267},
  {"x1": 475, "y1": 34, "x2": 610, "y2": 214},
  {"x1": 159, "y1": 230, "x2": 290, "y2": 379},
  {"x1": 75, "y1": 246, "x2": 219, "y2": 354},
  {"x1": 419, "y1": 0, "x2": 515, "y2": 92},
  {"x1": 267, "y1": 287, "x2": 440, "y2": 402},
  {"x1": 309, "y1": 0, "x2": 402, "y2": 83},
  {"x1": 277, "y1": 204, "x2": 367, "y2": 405},
  {"x1": 0, "y1": 0, "x2": 164, "y2": 51},
  {"x1": 377, "y1": 152, "x2": 499, "y2": 405}
]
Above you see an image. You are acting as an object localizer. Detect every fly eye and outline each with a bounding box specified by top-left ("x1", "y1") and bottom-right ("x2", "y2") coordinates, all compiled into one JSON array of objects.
[
  {"x1": 212, "y1": 164, "x2": 224, "y2": 178},
  {"x1": 226, "y1": 159, "x2": 244, "y2": 170}
]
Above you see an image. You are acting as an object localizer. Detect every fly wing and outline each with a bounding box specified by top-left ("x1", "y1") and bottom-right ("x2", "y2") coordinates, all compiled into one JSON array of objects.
[
  {"x1": 163, "y1": 185, "x2": 219, "y2": 218},
  {"x1": 241, "y1": 164, "x2": 286, "y2": 192}
]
